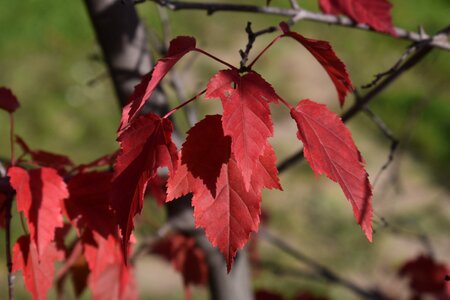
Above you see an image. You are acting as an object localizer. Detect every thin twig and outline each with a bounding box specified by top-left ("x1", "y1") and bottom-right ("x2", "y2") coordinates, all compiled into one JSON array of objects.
[
  {"x1": 5, "y1": 193, "x2": 15, "y2": 300},
  {"x1": 361, "y1": 105, "x2": 398, "y2": 187},
  {"x1": 277, "y1": 24, "x2": 450, "y2": 173},
  {"x1": 260, "y1": 228, "x2": 389, "y2": 300},
  {"x1": 147, "y1": 0, "x2": 450, "y2": 51}
]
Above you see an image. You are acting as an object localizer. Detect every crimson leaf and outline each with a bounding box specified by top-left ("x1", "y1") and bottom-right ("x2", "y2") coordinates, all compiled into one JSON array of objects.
[
  {"x1": 13, "y1": 235, "x2": 64, "y2": 300},
  {"x1": 181, "y1": 115, "x2": 232, "y2": 197},
  {"x1": 206, "y1": 69, "x2": 278, "y2": 190},
  {"x1": 8, "y1": 166, "x2": 69, "y2": 256},
  {"x1": 120, "y1": 36, "x2": 196, "y2": 131},
  {"x1": 112, "y1": 113, "x2": 178, "y2": 254},
  {"x1": 65, "y1": 171, "x2": 115, "y2": 239},
  {"x1": 280, "y1": 23, "x2": 352, "y2": 106},
  {"x1": 319, "y1": 0, "x2": 396, "y2": 35},
  {"x1": 0, "y1": 87, "x2": 20, "y2": 113},
  {"x1": 290, "y1": 100, "x2": 372, "y2": 241}
]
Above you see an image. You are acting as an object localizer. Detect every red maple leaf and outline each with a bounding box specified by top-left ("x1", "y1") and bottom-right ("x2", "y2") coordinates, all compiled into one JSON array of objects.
[
  {"x1": 112, "y1": 113, "x2": 178, "y2": 254},
  {"x1": 64, "y1": 171, "x2": 115, "y2": 238},
  {"x1": 319, "y1": 0, "x2": 396, "y2": 35},
  {"x1": 192, "y1": 156, "x2": 262, "y2": 272},
  {"x1": 12, "y1": 235, "x2": 64, "y2": 300},
  {"x1": 290, "y1": 100, "x2": 372, "y2": 241},
  {"x1": 147, "y1": 175, "x2": 168, "y2": 206},
  {"x1": 151, "y1": 233, "x2": 208, "y2": 287},
  {"x1": 8, "y1": 166, "x2": 69, "y2": 255},
  {"x1": 16, "y1": 136, "x2": 74, "y2": 172},
  {"x1": 0, "y1": 87, "x2": 20, "y2": 113},
  {"x1": 120, "y1": 36, "x2": 196, "y2": 131},
  {"x1": 82, "y1": 231, "x2": 138, "y2": 300},
  {"x1": 280, "y1": 23, "x2": 352, "y2": 106},
  {"x1": 166, "y1": 115, "x2": 280, "y2": 270},
  {"x1": 399, "y1": 255, "x2": 450, "y2": 297},
  {"x1": 166, "y1": 158, "x2": 196, "y2": 201},
  {"x1": 181, "y1": 115, "x2": 232, "y2": 197},
  {"x1": 206, "y1": 69, "x2": 278, "y2": 190}
]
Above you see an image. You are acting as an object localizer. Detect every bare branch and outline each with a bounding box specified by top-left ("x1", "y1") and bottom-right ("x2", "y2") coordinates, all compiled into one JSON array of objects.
[
  {"x1": 362, "y1": 105, "x2": 398, "y2": 187},
  {"x1": 147, "y1": 0, "x2": 450, "y2": 51},
  {"x1": 259, "y1": 228, "x2": 389, "y2": 300},
  {"x1": 277, "y1": 24, "x2": 450, "y2": 173}
]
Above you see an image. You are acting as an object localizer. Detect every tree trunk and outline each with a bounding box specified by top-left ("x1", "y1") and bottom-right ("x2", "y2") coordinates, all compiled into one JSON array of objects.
[{"x1": 84, "y1": 1, "x2": 253, "y2": 299}]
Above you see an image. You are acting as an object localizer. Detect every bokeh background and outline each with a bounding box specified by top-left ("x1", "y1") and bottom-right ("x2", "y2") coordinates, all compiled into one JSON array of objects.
[{"x1": 0, "y1": 0, "x2": 449, "y2": 299}]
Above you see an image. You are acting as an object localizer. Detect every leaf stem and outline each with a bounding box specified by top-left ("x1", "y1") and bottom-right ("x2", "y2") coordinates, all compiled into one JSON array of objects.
[
  {"x1": 247, "y1": 35, "x2": 282, "y2": 69},
  {"x1": 278, "y1": 96, "x2": 294, "y2": 110},
  {"x1": 9, "y1": 114, "x2": 15, "y2": 166},
  {"x1": 5, "y1": 193, "x2": 15, "y2": 300},
  {"x1": 163, "y1": 89, "x2": 206, "y2": 119},
  {"x1": 194, "y1": 48, "x2": 237, "y2": 70}
]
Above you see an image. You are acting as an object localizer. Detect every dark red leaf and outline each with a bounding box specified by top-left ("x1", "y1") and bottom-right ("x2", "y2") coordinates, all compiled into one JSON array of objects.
[
  {"x1": 16, "y1": 136, "x2": 74, "y2": 171},
  {"x1": 192, "y1": 155, "x2": 262, "y2": 272},
  {"x1": 65, "y1": 172, "x2": 115, "y2": 238},
  {"x1": 112, "y1": 113, "x2": 178, "y2": 254},
  {"x1": 319, "y1": 0, "x2": 396, "y2": 35},
  {"x1": 166, "y1": 158, "x2": 196, "y2": 201},
  {"x1": 206, "y1": 69, "x2": 277, "y2": 190},
  {"x1": 0, "y1": 87, "x2": 20, "y2": 113},
  {"x1": 290, "y1": 100, "x2": 372, "y2": 241},
  {"x1": 255, "y1": 289, "x2": 284, "y2": 300},
  {"x1": 74, "y1": 152, "x2": 117, "y2": 174},
  {"x1": 152, "y1": 233, "x2": 208, "y2": 287},
  {"x1": 252, "y1": 143, "x2": 282, "y2": 194},
  {"x1": 181, "y1": 115, "x2": 232, "y2": 197},
  {"x1": 294, "y1": 292, "x2": 328, "y2": 300},
  {"x1": 120, "y1": 36, "x2": 196, "y2": 131},
  {"x1": 8, "y1": 166, "x2": 69, "y2": 256},
  {"x1": 280, "y1": 23, "x2": 352, "y2": 106},
  {"x1": 0, "y1": 193, "x2": 7, "y2": 228},
  {"x1": 12, "y1": 235, "x2": 64, "y2": 300},
  {"x1": 399, "y1": 255, "x2": 450, "y2": 296},
  {"x1": 82, "y1": 232, "x2": 138, "y2": 300},
  {"x1": 147, "y1": 175, "x2": 167, "y2": 206}
]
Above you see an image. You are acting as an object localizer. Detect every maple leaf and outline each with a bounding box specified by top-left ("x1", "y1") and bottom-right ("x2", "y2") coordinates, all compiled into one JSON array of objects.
[
  {"x1": 147, "y1": 175, "x2": 168, "y2": 206},
  {"x1": 280, "y1": 23, "x2": 352, "y2": 106},
  {"x1": 319, "y1": 0, "x2": 396, "y2": 35},
  {"x1": 120, "y1": 36, "x2": 196, "y2": 131},
  {"x1": 8, "y1": 166, "x2": 69, "y2": 256},
  {"x1": 399, "y1": 255, "x2": 450, "y2": 297},
  {"x1": 0, "y1": 87, "x2": 20, "y2": 113},
  {"x1": 181, "y1": 115, "x2": 232, "y2": 197},
  {"x1": 290, "y1": 100, "x2": 372, "y2": 241},
  {"x1": 82, "y1": 232, "x2": 138, "y2": 300},
  {"x1": 166, "y1": 158, "x2": 196, "y2": 201},
  {"x1": 16, "y1": 136, "x2": 74, "y2": 172},
  {"x1": 12, "y1": 235, "x2": 64, "y2": 300},
  {"x1": 151, "y1": 233, "x2": 208, "y2": 288},
  {"x1": 206, "y1": 69, "x2": 278, "y2": 190},
  {"x1": 64, "y1": 171, "x2": 115, "y2": 238},
  {"x1": 112, "y1": 113, "x2": 178, "y2": 254},
  {"x1": 192, "y1": 155, "x2": 262, "y2": 272}
]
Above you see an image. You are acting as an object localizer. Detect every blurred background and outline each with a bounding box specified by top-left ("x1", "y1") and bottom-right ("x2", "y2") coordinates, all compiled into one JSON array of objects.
[{"x1": 0, "y1": 0, "x2": 449, "y2": 299}]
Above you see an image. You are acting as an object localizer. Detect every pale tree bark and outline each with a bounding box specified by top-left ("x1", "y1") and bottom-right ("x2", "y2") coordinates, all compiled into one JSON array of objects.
[{"x1": 83, "y1": 1, "x2": 253, "y2": 299}]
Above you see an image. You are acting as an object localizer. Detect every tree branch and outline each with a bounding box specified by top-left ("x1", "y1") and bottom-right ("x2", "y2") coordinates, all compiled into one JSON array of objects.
[
  {"x1": 277, "y1": 24, "x2": 450, "y2": 173},
  {"x1": 147, "y1": 0, "x2": 450, "y2": 51},
  {"x1": 260, "y1": 228, "x2": 389, "y2": 300}
]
